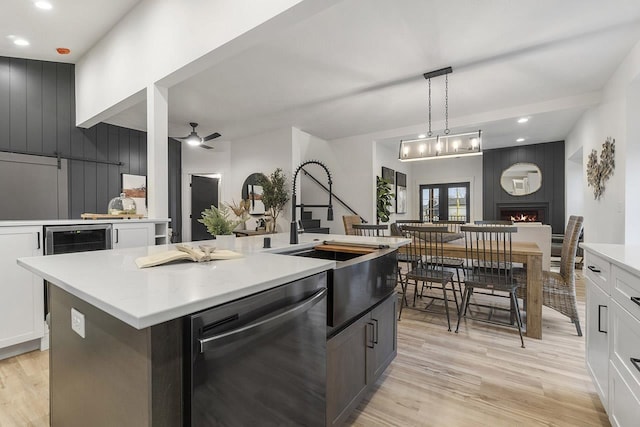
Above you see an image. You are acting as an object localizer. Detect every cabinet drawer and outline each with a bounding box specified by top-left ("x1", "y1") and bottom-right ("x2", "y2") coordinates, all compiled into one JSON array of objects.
[
  {"x1": 611, "y1": 300, "x2": 640, "y2": 388},
  {"x1": 584, "y1": 251, "x2": 611, "y2": 294},
  {"x1": 609, "y1": 361, "x2": 640, "y2": 427},
  {"x1": 611, "y1": 265, "x2": 640, "y2": 321}
]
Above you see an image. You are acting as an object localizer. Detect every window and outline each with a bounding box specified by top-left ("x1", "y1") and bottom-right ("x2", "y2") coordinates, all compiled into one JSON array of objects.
[{"x1": 420, "y1": 182, "x2": 470, "y2": 222}]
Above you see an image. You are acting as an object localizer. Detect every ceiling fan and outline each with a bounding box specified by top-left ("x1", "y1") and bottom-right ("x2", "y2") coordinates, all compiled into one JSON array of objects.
[{"x1": 173, "y1": 122, "x2": 221, "y2": 149}]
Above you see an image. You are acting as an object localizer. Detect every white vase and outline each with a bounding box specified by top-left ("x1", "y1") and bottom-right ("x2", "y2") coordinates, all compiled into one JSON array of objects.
[{"x1": 215, "y1": 234, "x2": 236, "y2": 250}]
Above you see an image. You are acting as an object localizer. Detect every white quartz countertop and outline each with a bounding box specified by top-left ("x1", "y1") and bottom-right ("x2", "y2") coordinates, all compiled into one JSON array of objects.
[
  {"x1": 581, "y1": 243, "x2": 640, "y2": 277},
  {"x1": 18, "y1": 232, "x2": 410, "y2": 329},
  {"x1": 0, "y1": 218, "x2": 169, "y2": 227}
]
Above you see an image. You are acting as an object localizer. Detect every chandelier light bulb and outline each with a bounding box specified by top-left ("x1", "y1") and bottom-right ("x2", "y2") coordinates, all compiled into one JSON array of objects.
[
  {"x1": 471, "y1": 138, "x2": 478, "y2": 148},
  {"x1": 419, "y1": 144, "x2": 426, "y2": 154}
]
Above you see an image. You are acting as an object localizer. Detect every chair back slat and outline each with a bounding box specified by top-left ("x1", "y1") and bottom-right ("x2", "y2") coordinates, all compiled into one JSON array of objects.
[
  {"x1": 433, "y1": 220, "x2": 465, "y2": 233},
  {"x1": 461, "y1": 225, "x2": 517, "y2": 290},
  {"x1": 402, "y1": 225, "x2": 450, "y2": 274},
  {"x1": 352, "y1": 223, "x2": 388, "y2": 237}
]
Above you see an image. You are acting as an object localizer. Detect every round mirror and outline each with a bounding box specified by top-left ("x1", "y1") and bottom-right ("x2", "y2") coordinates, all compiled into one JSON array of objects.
[{"x1": 500, "y1": 162, "x2": 542, "y2": 196}]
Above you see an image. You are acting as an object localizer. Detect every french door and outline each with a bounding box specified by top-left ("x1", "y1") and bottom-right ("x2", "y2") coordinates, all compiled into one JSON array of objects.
[{"x1": 419, "y1": 182, "x2": 470, "y2": 222}]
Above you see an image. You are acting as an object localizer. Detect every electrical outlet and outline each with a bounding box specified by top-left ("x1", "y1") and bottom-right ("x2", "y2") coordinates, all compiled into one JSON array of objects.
[{"x1": 71, "y1": 308, "x2": 85, "y2": 338}]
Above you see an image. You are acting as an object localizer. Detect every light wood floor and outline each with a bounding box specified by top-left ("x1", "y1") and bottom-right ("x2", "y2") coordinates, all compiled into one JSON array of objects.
[{"x1": 0, "y1": 271, "x2": 608, "y2": 426}]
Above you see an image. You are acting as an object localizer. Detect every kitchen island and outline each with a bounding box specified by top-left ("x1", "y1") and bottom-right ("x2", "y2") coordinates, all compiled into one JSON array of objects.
[{"x1": 18, "y1": 232, "x2": 409, "y2": 427}]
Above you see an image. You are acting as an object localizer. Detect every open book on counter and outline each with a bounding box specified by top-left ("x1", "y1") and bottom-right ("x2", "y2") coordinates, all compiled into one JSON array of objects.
[{"x1": 135, "y1": 244, "x2": 243, "y2": 268}]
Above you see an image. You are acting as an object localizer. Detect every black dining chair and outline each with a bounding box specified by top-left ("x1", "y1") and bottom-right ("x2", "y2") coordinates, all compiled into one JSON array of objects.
[
  {"x1": 455, "y1": 225, "x2": 525, "y2": 347},
  {"x1": 399, "y1": 225, "x2": 457, "y2": 331}
]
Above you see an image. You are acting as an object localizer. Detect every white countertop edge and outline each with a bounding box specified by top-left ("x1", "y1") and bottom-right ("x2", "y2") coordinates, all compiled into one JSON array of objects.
[
  {"x1": 581, "y1": 243, "x2": 640, "y2": 277},
  {"x1": 18, "y1": 256, "x2": 336, "y2": 329},
  {"x1": 1, "y1": 218, "x2": 170, "y2": 227}
]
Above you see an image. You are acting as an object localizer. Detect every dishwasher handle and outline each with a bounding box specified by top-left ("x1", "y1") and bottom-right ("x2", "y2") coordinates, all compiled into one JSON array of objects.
[{"x1": 198, "y1": 288, "x2": 327, "y2": 353}]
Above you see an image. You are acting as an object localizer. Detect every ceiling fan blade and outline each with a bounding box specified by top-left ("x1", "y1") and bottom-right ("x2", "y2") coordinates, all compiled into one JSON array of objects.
[
  {"x1": 203, "y1": 132, "x2": 221, "y2": 142},
  {"x1": 200, "y1": 144, "x2": 214, "y2": 150}
]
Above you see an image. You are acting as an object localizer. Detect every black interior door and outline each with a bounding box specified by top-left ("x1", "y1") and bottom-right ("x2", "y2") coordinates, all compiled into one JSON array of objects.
[{"x1": 191, "y1": 175, "x2": 219, "y2": 241}]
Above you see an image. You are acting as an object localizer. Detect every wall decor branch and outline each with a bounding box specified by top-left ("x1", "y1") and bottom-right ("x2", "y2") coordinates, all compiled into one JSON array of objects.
[{"x1": 587, "y1": 137, "x2": 615, "y2": 200}]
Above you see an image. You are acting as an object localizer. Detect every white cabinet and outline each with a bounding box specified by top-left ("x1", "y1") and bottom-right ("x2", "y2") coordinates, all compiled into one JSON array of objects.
[
  {"x1": 585, "y1": 274, "x2": 610, "y2": 408},
  {"x1": 112, "y1": 222, "x2": 154, "y2": 249},
  {"x1": 584, "y1": 245, "x2": 640, "y2": 426},
  {"x1": 0, "y1": 226, "x2": 44, "y2": 351}
]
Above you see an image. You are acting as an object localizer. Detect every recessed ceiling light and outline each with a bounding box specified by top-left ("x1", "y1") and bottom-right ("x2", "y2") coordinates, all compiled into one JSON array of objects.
[
  {"x1": 418, "y1": 134, "x2": 426, "y2": 139},
  {"x1": 13, "y1": 38, "x2": 30, "y2": 46},
  {"x1": 517, "y1": 117, "x2": 529, "y2": 124},
  {"x1": 35, "y1": 1, "x2": 53, "y2": 10},
  {"x1": 516, "y1": 138, "x2": 525, "y2": 143}
]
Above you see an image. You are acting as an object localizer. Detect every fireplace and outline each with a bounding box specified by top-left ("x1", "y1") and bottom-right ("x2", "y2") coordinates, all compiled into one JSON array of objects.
[{"x1": 497, "y1": 203, "x2": 548, "y2": 224}]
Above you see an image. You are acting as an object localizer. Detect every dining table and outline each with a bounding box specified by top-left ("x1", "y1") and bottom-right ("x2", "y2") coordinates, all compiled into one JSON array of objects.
[{"x1": 440, "y1": 239, "x2": 543, "y2": 339}]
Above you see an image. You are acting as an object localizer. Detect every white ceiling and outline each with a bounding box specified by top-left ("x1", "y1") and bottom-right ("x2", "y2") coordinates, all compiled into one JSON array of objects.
[
  {"x1": 0, "y1": 0, "x2": 139, "y2": 63},
  {"x1": 5, "y1": 0, "x2": 640, "y2": 149}
]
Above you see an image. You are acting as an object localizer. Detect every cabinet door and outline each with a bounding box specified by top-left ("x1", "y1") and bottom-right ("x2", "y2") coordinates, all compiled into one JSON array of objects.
[
  {"x1": 112, "y1": 223, "x2": 153, "y2": 249},
  {"x1": 326, "y1": 314, "x2": 372, "y2": 427},
  {"x1": 368, "y1": 293, "x2": 397, "y2": 382},
  {"x1": 586, "y1": 277, "x2": 610, "y2": 409},
  {"x1": 609, "y1": 361, "x2": 640, "y2": 427},
  {"x1": 0, "y1": 226, "x2": 44, "y2": 349}
]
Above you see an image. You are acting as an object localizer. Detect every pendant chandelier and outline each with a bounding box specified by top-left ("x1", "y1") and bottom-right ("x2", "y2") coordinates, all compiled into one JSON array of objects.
[{"x1": 399, "y1": 67, "x2": 482, "y2": 161}]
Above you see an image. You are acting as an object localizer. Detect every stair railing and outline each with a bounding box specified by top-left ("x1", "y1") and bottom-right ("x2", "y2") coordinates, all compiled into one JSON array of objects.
[{"x1": 300, "y1": 167, "x2": 368, "y2": 224}]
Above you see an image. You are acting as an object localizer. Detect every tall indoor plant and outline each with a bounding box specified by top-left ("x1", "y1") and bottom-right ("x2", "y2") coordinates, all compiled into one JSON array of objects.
[
  {"x1": 258, "y1": 168, "x2": 290, "y2": 232},
  {"x1": 376, "y1": 176, "x2": 394, "y2": 224}
]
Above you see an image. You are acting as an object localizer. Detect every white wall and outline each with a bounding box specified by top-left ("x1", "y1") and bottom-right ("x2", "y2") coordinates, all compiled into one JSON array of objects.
[
  {"x1": 409, "y1": 156, "x2": 483, "y2": 222},
  {"x1": 75, "y1": 0, "x2": 331, "y2": 127},
  {"x1": 565, "y1": 39, "x2": 640, "y2": 243},
  {"x1": 374, "y1": 142, "x2": 412, "y2": 225},
  {"x1": 230, "y1": 127, "x2": 295, "y2": 233},
  {"x1": 298, "y1": 130, "x2": 375, "y2": 234},
  {"x1": 181, "y1": 140, "x2": 231, "y2": 242}
]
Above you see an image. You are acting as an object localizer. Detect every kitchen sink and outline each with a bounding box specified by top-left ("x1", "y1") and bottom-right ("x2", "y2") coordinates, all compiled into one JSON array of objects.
[
  {"x1": 287, "y1": 248, "x2": 364, "y2": 262},
  {"x1": 282, "y1": 242, "x2": 398, "y2": 334}
]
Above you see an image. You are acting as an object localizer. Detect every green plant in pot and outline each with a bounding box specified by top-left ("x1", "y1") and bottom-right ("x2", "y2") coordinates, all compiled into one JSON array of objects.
[
  {"x1": 376, "y1": 176, "x2": 394, "y2": 224},
  {"x1": 198, "y1": 205, "x2": 243, "y2": 237},
  {"x1": 258, "y1": 168, "x2": 290, "y2": 233}
]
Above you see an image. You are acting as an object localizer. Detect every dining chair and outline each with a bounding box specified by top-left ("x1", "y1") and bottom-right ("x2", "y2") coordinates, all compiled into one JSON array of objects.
[
  {"x1": 455, "y1": 225, "x2": 525, "y2": 348},
  {"x1": 431, "y1": 220, "x2": 465, "y2": 303},
  {"x1": 399, "y1": 225, "x2": 456, "y2": 331},
  {"x1": 514, "y1": 215, "x2": 584, "y2": 336},
  {"x1": 342, "y1": 215, "x2": 362, "y2": 235},
  {"x1": 352, "y1": 223, "x2": 388, "y2": 237}
]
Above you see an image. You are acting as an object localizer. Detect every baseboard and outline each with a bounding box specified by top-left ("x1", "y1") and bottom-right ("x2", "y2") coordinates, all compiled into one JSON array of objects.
[{"x1": 0, "y1": 339, "x2": 41, "y2": 361}]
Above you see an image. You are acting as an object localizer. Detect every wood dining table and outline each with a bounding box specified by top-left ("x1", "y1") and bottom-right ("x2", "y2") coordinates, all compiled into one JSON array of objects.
[{"x1": 399, "y1": 239, "x2": 544, "y2": 339}]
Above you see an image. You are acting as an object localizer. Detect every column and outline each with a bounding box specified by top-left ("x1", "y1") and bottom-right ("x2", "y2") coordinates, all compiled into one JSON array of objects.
[{"x1": 146, "y1": 83, "x2": 169, "y2": 219}]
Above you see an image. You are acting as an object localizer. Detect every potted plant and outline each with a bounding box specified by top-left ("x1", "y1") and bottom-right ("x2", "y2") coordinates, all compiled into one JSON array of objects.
[
  {"x1": 226, "y1": 199, "x2": 251, "y2": 230},
  {"x1": 258, "y1": 168, "x2": 290, "y2": 233},
  {"x1": 198, "y1": 205, "x2": 244, "y2": 249},
  {"x1": 376, "y1": 176, "x2": 394, "y2": 224}
]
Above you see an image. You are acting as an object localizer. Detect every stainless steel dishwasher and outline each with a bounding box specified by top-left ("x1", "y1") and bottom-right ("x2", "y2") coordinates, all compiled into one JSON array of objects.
[{"x1": 185, "y1": 272, "x2": 328, "y2": 426}]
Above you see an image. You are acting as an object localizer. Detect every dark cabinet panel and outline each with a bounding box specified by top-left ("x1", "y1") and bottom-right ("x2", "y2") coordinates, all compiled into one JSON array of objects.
[
  {"x1": 326, "y1": 313, "x2": 370, "y2": 427},
  {"x1": 368, "y1": 295, "x2": 397, "y2": 381},
  {"x1": 326, "y1": 293, "x2": 397, "y2": 427}
]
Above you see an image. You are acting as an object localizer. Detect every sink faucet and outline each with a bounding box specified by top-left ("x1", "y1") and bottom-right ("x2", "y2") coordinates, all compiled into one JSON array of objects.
[{"x1": 290, "y1": 160, "x2": 333, "y2": 244}]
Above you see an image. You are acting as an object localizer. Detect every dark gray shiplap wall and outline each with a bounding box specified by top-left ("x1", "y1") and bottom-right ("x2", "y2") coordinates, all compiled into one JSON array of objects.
[
  {"x1": 0, "y1": 56, "x2": 181, "y2": 224},
  {"x1": 482, "y1": 141, "x2": 565, "y2": 233}
]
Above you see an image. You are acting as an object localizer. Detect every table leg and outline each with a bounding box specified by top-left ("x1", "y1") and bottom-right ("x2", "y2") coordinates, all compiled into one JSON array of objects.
[{"x1": 525, "y1": 254, "x2": 542, "y2": 339}]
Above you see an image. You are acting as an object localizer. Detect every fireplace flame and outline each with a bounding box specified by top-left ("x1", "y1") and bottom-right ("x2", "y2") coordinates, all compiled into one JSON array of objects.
[{"x1": 510, "y1": 214, "x2": 537, "y2": 222}]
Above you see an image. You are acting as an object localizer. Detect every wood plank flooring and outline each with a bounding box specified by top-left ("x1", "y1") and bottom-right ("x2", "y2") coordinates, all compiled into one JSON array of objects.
[{"x1": 0, "y1": 270, "x2": 608, "y2": 426}]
